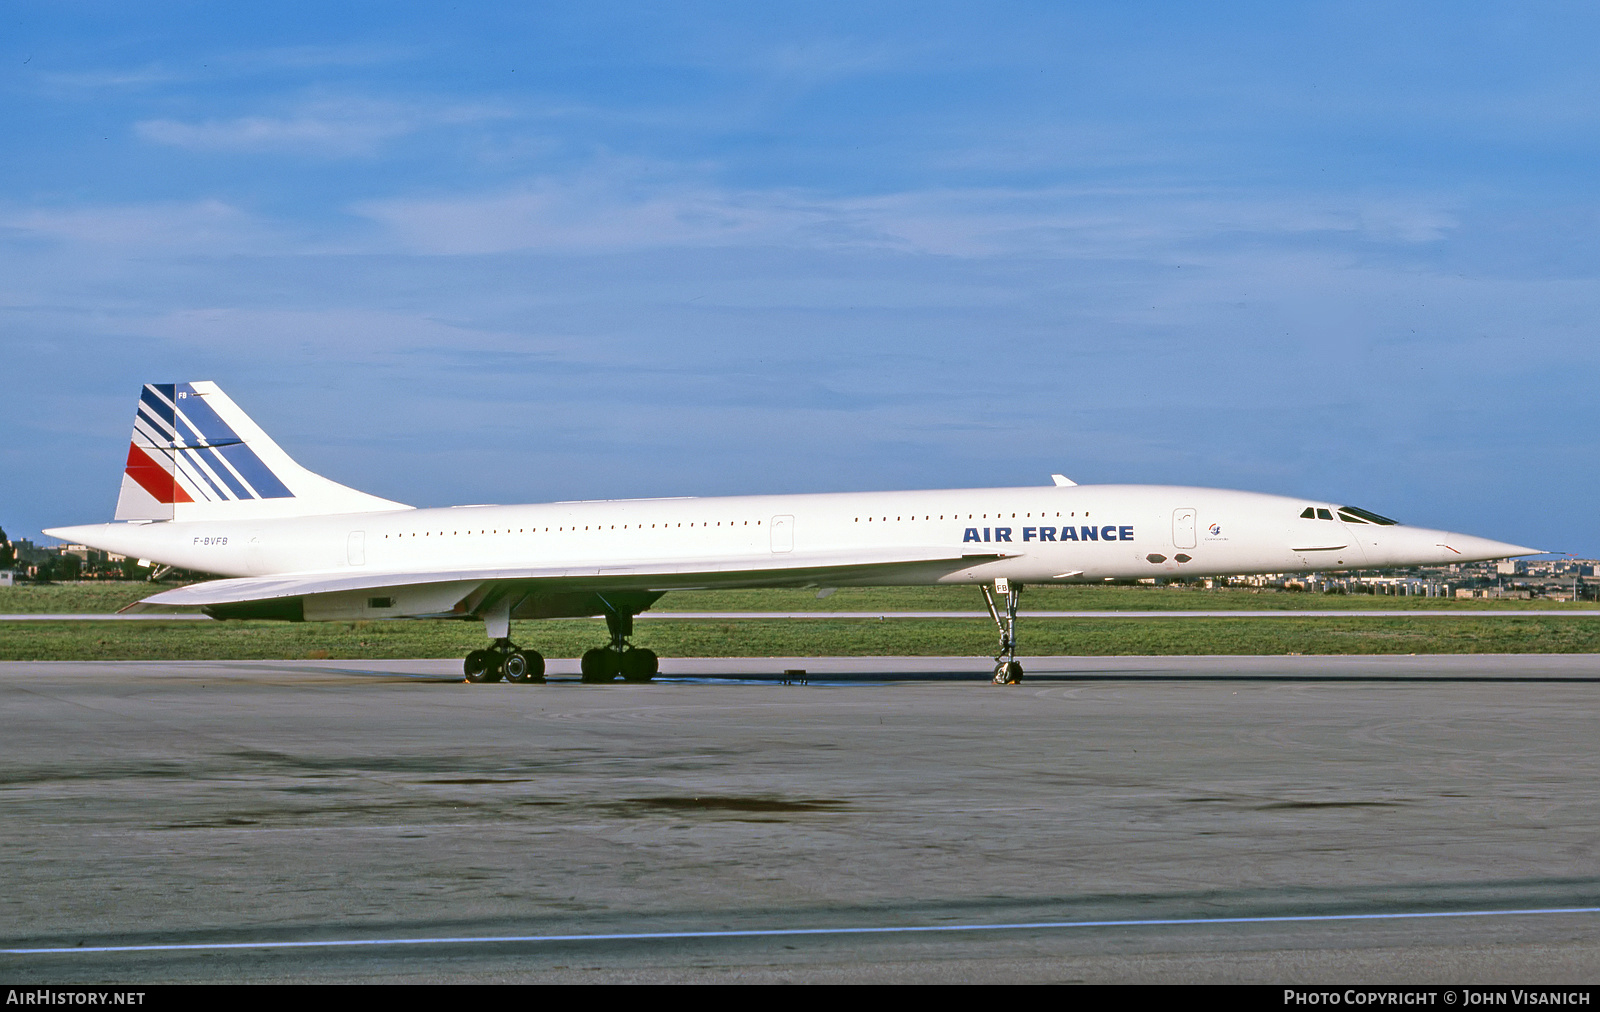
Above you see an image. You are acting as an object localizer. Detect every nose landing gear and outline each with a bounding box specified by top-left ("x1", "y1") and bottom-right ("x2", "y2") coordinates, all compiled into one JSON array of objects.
[{"x1": 982, "y1": 578, "x2": 1024, "y2": 685}]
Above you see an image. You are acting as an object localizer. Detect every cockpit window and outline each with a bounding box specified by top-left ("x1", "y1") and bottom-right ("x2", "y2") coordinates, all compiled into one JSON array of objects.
[
  {"x1": 1338, "y1": 505, "x2": 1398, "y2": 526},
  {"x1": 1300, "y1": 507, "x2": 1316, "y2": 519},
  {"x1": 1315, "y1": 508, "x2": 1333, "y2": 520}
]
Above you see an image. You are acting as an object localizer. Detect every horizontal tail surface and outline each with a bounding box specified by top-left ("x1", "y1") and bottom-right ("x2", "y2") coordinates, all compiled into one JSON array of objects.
[{"x1": 114, "y1": 382, "x2": 410, "y2": 521}]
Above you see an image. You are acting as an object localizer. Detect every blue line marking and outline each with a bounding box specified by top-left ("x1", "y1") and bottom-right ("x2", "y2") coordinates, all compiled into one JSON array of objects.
[
  {"x1": 216, "y1": 442, "x2": 293, "y2": 498},
  {"x1": 135, "y1": 403, "x2": 175, "y2": 442},
  {"x1": 139, "y1": 385, "x2": 175, "y2": 431},
  {"x1": 177, "y1": 448, "x2": 230, "y2": 501},
  {"x1": 200, "y1": 445, "x2": 253, "y2": 499},
  {"x1": 5, "y1": 905, "x2": 1598, "y2": 956},
  {"x1": 171, "y1": 403, "x2": 207, "y2": 445}
]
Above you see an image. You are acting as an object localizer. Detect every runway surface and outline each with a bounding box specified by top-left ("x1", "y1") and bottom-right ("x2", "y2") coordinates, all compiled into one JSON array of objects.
[{"x1": 3, "y1": 655, "x2": 1598, "y2": 983}]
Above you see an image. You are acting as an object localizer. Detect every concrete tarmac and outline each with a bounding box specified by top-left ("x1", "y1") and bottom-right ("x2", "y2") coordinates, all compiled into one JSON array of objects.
[{"x1": 2, "y1": 655, "x2": 1599, "y2": 983}]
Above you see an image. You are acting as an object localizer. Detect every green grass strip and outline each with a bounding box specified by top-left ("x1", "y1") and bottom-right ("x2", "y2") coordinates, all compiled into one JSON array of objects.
[{"x1": 1, "y1": 616, "x2": 1597, "y2": 661}]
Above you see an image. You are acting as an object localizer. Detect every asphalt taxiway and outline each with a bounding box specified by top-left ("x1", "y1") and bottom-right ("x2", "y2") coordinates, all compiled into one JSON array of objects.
[{"x1": 3, "y1": 655, "x2": 1598, "y2": 983}]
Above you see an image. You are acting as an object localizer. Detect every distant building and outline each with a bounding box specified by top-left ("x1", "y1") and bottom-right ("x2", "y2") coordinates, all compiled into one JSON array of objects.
[{"x1": 11, "y1": 540, "x2": 49, "y2": 565}]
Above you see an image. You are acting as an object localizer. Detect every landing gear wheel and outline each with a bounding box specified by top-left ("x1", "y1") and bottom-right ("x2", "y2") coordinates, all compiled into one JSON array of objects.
[
  {"x1": 982, "y1": 582, "x2": 1025, "y2": 687},
  {"x1": 464, "y1": 649, "x2": 502, "y2": 683},
  {"x1": 620, "y1": 648, "x2": 658, "y2": 683},
  {"x1": 503, "y1": 649, "x2": 545, "y2": 684},
  {"x1": 580, "y1": 647, "x2": 617, "y2": 683},
  {"x1": 992, "y1": 661, "x2": 1024, "y2": 685}
]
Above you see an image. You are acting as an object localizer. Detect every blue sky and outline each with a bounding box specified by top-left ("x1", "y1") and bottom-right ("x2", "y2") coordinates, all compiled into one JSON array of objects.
[{"x1": 2, "y1": 2, "x2": 1595, "y2": 555}]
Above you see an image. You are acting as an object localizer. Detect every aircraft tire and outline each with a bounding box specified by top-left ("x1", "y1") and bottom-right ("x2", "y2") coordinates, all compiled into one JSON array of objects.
[
  {"x1": 580, "y1": 647, "x2": 616, "y2": 683},
  {"x1": 504, "y1": 650, "x2": 545, "y2": 683},
  {"x1": 992, "y1": 661, "x2": 1024, "y2": 685},
  {"x1": 464, "y1": 649, "x2": 500, "y2": 683},
  {"x1": 620, "y1": 648, "x2": 658, "y2": 683}
]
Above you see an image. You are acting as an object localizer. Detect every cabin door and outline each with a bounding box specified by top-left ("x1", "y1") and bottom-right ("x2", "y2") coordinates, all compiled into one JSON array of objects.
[
  {"x1": 770, "y1": 515, "x2": 794, "y2": 553},
  {"x1": 1172, "y1": 509, "x2": 1197, "y2": 550}
]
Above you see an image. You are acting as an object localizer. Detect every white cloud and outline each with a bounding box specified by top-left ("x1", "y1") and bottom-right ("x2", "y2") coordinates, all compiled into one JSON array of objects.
[
  {"x1": 36, "y1": 44, "x2": 412, "y2": 95},
  {"x1": 139, "y1": 307, "x2": 574, "y2": 359},
  {"x1": 757, "y1": 37, "x2": 908, "y2": 88},
  {"x1": 136, "y1": 97, "x2": 507, "y2": 157},
  {"x1": 1, "y1": 198, "x2": 276, "y2": 254},
  {"x1": 0, "y1": 152, "x2": 1460, "y2": 269},
  {"x1": 237, "y1": 43, "x2": 415, "y2": 71},
  {"x1": 137, "y1": 115, "x2": 393, "y2": 157},
  {"x1": 38, "y1": 66, "x2": 185, "y2": 91},
  {"x1": 832, "y1": 187, "x2": 1461, "y2": 256},
  {"x1": 354, "y1": 177, "x2": 836, "y2": 255},
  {"x1": 352, "y1": 167, "x2": 1459, "y2": 259}
]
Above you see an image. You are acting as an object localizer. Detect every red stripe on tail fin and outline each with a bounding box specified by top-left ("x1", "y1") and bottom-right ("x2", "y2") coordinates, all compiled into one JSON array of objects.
[{"x1": 124, "y1": 442, "x2": 193, "y2": 504}]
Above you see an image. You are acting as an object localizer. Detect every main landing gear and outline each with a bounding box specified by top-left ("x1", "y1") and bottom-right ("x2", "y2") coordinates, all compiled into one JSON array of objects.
[
  {"x1": 579, "y1": 606, "x2": 658, "y2": 683},
  {"x1": 461, "y1": 595, "x2": 657, "y2": 685},
  {"x1": 982, "y1": 578, "x2": 1024, "y2": 685},
  {"x1": 464, "y1": 639, "x2": 545, "y2": 684}
]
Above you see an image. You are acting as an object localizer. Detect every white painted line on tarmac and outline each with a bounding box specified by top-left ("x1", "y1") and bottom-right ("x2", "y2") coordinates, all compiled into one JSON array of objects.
[{"x1": 7, "y1": 905, "x2": 1599, "y2": 956}]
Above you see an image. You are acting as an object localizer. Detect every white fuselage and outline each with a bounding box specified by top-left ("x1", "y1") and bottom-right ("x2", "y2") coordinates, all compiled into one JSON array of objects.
[{"x1": 60, "y1": 484, "x2": 1518, "y2": 587}]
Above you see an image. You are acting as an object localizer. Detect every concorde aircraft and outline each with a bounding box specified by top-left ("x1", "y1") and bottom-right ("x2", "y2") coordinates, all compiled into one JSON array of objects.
[{"x1": 46, "y1": 382, "x2": 1540, "y2": 685}]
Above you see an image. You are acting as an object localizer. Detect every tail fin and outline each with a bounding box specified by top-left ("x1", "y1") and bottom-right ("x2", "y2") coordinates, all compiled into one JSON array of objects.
[{"x1": 114, "y1": 382, "x2": 411, "y2": 521}]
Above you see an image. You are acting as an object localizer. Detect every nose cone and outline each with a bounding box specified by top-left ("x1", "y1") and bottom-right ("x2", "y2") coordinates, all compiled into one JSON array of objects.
[
  {"x1": 42, "y1": 525, "x2": 94, "y2": 542},
  {"x1": 1358, "y1": 525, "x2": 1544, "y2": 567},
  {"x1": 1438, "y1": 532, "x2": 1546, "y2": 563}
]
